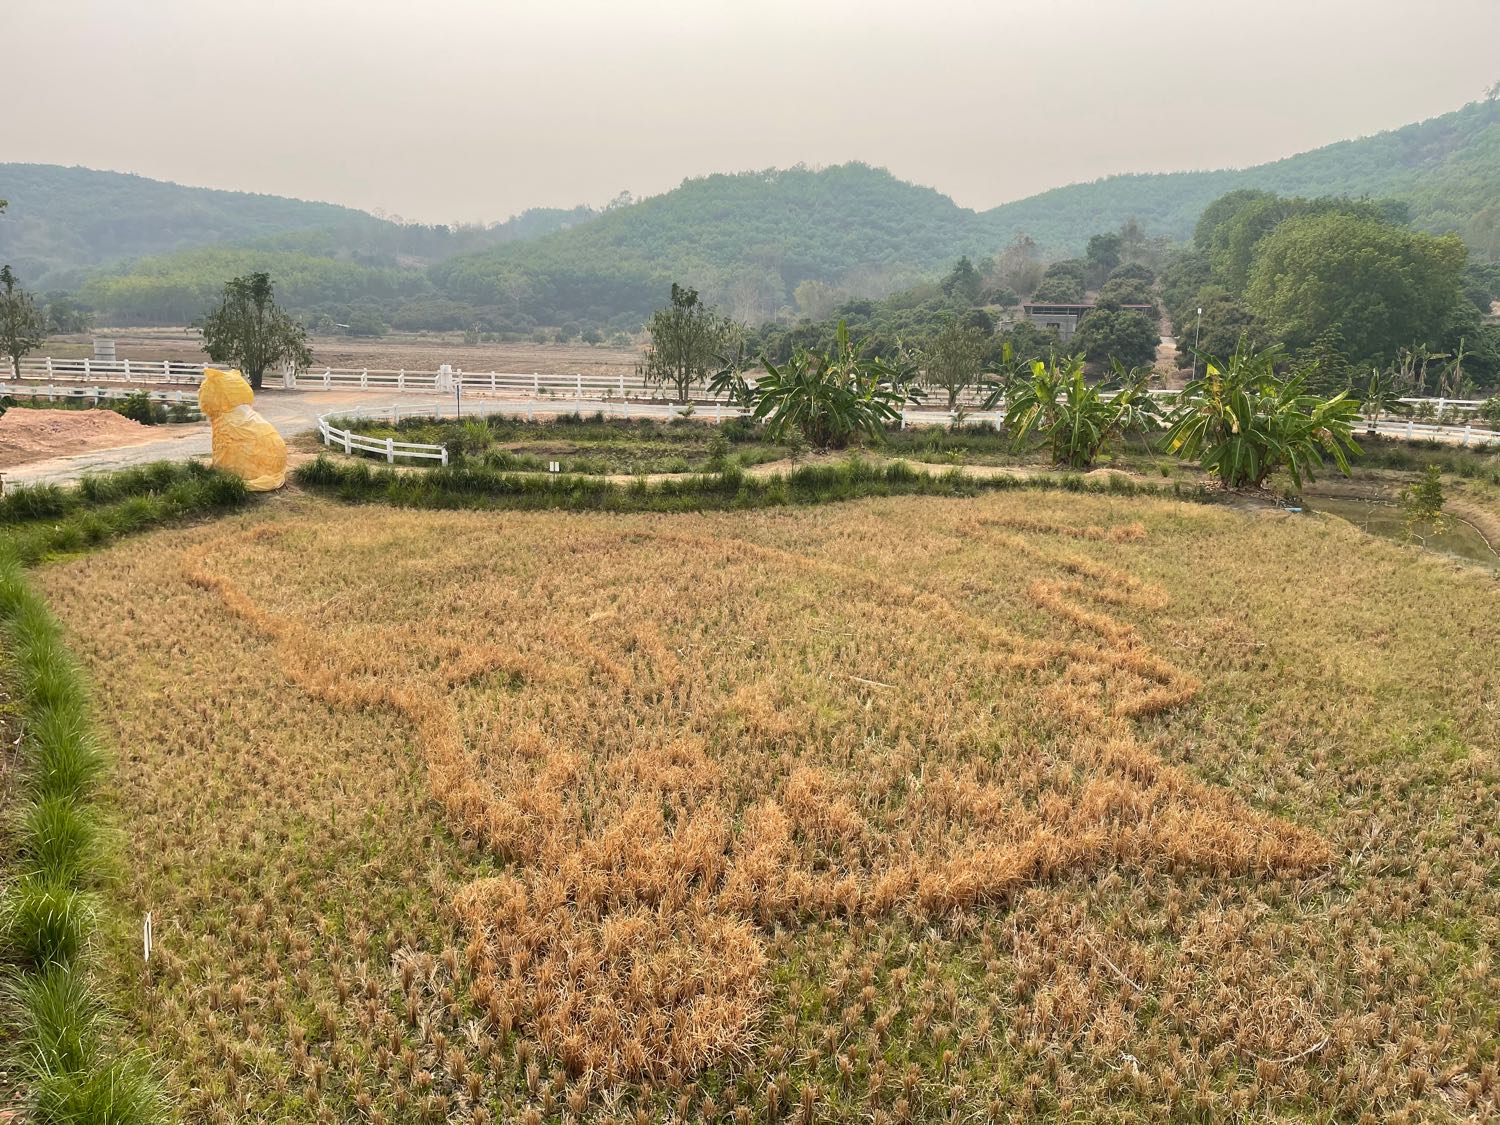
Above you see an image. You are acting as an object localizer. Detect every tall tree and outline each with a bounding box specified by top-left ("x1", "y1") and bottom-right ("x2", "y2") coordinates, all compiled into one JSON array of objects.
[
  {"x1": 199, "y1": 272, "x2": 311, "y2": 390},
  {"x1": 638, "y1": 283, "x2": 735, "y2": 402},
  {"x1": 923, "y1": 319, "x2": 986, "y2": 411},
  {"x1": 940, "y1": 257, "x2": 983, "y2": 304},
  {"x1": 1245, "y1": 212, "x2": 1471, "y2": 368},
  {"x1": 1072, "y1": 308, "x2": 1158, "y2": 369},
  {"x1": 994, "y1": 234, "x2": 1043, "y2": 297},
  {"x1": 0, "y1": 265, "x2": 46, "y2": 377}
]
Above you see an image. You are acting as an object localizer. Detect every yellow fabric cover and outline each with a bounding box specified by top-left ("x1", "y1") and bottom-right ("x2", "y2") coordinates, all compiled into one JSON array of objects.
[
  {"x1": 198, "y1": 367, "x2": 256, "y2": 417},
  {"x1": 198, "y1": 368, "x2": 287, "y2": 491}
]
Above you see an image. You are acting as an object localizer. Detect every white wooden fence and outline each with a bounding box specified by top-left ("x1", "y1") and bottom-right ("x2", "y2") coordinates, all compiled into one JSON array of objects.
[
  {"x1": 3, "y1": 354, "x2": 1494, "y2": 416},
  {"x1": 316, "y1": 410, "x2": 449, "y2": 465}
]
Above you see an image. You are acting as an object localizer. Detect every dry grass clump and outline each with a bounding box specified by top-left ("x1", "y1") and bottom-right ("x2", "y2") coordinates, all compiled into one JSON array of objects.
[{"x1": 36, "y1": 494, "x2": 1500, "y2": 1121}]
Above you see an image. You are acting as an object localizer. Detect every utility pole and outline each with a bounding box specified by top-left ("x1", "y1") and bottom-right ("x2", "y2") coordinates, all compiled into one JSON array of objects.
[{"x1": 1192, "y1": 307, "x2": 1202, "y2": 379}]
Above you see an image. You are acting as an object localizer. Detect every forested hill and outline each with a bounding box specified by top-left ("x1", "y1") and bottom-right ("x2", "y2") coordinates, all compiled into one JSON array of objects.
[
  {"x1": 430, "y1": 164, "x2": 992, "y2": 327},
  {"x1": 0, "y1": 163, "x2": 600, "y2": 292},
  {"x1": 429, "y1": 103, "x2": 1500, "y2": 327},
  {"x1": 0, "y1": 164, "x2": 386, "y2": 287},
  {"x1": 979, "y1": 100, "x2": 1500, "y2": 257},
  {"x1": 10, "y1": 99, "x2": 1500, "y2": 329}
]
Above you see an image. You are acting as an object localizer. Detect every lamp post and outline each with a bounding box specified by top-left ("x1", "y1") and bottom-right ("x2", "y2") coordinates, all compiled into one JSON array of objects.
[{"x1": 1192, "y1": 306, "x2": 1202, "y2": 379}]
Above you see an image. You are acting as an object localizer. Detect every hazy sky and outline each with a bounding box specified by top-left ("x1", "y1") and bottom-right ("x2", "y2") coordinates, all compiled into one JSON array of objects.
[{"x1": 8, "y1": 0, "x2": 1500, "y2": 224}]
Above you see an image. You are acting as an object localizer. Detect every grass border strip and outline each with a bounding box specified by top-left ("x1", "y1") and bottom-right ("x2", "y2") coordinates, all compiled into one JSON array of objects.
[
  {"x1": 0, "y1": 549, "x2": 166, "y2": 1123},
  {"x1": 294, "y1": 454, "x2": 1205, "y2": 513}
]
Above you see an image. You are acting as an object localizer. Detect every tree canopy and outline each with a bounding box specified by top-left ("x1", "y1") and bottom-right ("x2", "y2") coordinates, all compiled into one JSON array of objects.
[
  {"x1": 0, "y1": 265, "x2": 46, "y2": 376},
  {"x1": 199, "y1": 272, "x2": 312, "y2": 389},
  {"x1": 1244, "y1": 211, "x2": 1471, "y2": 368}
]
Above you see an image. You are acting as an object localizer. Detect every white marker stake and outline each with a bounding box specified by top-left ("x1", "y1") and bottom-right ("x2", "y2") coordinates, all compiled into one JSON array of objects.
[{"x1": 143, "y1": 911, "x2": 153, "y2": 965}]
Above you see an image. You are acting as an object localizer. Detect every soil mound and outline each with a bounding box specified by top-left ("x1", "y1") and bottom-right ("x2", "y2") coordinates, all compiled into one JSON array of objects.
[{"x1": 0, "y1": 408, "x2": 155, "y2": 469}]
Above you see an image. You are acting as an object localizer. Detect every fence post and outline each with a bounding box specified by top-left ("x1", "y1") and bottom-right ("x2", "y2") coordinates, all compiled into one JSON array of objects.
[
  {"x1": 441, "y1": 446, "x2": 449, "y2": 466},
  {"x1": 619, "y1": 373, "x2": 626, "y2": 398},
  {"x1": 398, "y1": 369, "x2": 405, "y2": 391},
  {"x1": 83, "y1": 357, "x2": 91, "y2": 379},
  {"x1": 344, "y1": 426, "x2": 352, "y2": 455},
  {"x1": 123, "y1": 358, "x2": 131, "y2": 380},
  {"x1": 1406, "y1": 420, "x2": 1414, "y2": 440},
  {"x1": 386, "y1": 436, "x2": 395, "y2": 464},
  {"x1": 533, "y1": 372, "x2": 539, "y2": 395},
  {"x1": 46, "y1": 356, "x2": 54, "y2": 378},
  {"x1": 1462, "y1": 425, "x2": 1472, "y2": 447}
]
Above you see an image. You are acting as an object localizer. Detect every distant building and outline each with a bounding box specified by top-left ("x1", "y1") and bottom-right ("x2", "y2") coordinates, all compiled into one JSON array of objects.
[{"x1": 1022, "y1": 301, "x2": 1153, "y2": 343}]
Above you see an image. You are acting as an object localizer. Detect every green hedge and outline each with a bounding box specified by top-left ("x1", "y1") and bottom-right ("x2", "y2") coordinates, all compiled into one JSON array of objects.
[{"x1": 0, "y1": 551, "x2": 166, "y2": 1122}]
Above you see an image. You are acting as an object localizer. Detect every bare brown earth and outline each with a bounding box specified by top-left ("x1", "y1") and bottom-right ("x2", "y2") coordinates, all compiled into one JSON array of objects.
[
  {"x1": 45, "y1": 329, "x2": 640, "y2": 377},
  {"x1": 0, "y1": 409, "x2": 159, "y2": 469}
]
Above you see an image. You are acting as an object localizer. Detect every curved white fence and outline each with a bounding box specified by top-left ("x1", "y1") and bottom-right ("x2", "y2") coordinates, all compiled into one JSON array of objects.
[{"x1": 316, "y1": 411, "x2": 448, "y2": 465}]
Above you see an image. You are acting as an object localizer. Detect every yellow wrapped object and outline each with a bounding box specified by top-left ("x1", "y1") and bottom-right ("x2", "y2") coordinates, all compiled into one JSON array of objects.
[
  {"x1": 198, "y1": 367, "x2": 287, "y2": 491},
  {"x1": 198, "y1": 367, "x2": 256, "y2": 416}
]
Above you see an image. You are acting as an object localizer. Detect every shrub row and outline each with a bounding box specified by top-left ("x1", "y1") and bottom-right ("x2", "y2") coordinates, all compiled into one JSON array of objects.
[
  {"x1": 0, "y1": 552, "x2": 166, "y2": 1122},
  {"x1": 0, "y1": 462, "x2": 249, "y2": 565},
  {"x1": 295, "y1": 454, "x2": 1192, "y2": 513}
]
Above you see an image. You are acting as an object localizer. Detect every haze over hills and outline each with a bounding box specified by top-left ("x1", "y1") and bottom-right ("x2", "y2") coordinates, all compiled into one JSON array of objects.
[{"x1": 3, "y1": 98, "x2": 1498, "y2": 330}]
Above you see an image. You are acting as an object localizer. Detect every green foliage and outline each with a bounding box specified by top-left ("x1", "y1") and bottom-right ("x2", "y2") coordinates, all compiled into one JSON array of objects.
[
  {"x1": 1031, "y1": 276, "x2": 1085, "y2": 304},
  {"x1": 637, "y1": 283, "x2": 737, "y2": 401},
  {"x1": 751, "y1": 322, "x2": 911, "y2": 449},
  {"x1": 980, "y1": 100, "x2": 1500, "y2": 256},
  {"x1": 0, "y1": 264, "x2": 47, "y2": 375},
  {"x1": 1002, "y1": 355, "x2": 1158, "y2": 469},
  {"x1": 1165, "y1": 343, "x2": 1362, "y2": 489},
  {"x1": 1356, "y1": 370, "x2": 1411, "y2": 431},
  {"x1": 940, "y1": 256, "x2": 983, "y2": 303},
  {"x1": 199, "y1": 272, "x2": 312, "y2": 389},
  {"x1": 1072, "y1": 307, "x2": 1159, "y2": 369},
  {"x1": 432, "y1": 164, "x2": 998, "y2": 327},
  {"x1": 1400, "y1": 465, "x2": 1447, "y2": 544},
  {"x1": 111, "y1": 391, "x2": 166, "y2": 425},
  {"x1": 0, "y1": 162, "x2": 592, "y2": 293},
  {"x1": 1244, "y1": 210, "x2": 1472, "y2": 368},
  {"x1": 922, "y1": 318, "x2": 987, "y2": 410}
]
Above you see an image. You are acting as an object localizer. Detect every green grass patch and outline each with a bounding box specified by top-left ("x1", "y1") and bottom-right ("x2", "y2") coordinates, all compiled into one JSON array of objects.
[
  {"x1": 0, "y1": 551, "x2": 166, "y2": 1122},
  {"x1": 296, "y1": 453, "x2": 1191, "y2": 513},
  {"x1": 0, "y1": 461, "x2": 249, "y2": 564}
]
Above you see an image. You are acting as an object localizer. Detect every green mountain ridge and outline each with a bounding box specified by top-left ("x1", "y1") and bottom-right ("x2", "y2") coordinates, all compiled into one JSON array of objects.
[
  {"x1": 5, "y1": 99, "x2": 1499, "y2": 329},
  {"x1": 979, "y1": 100, "x2": 1500, "y2": 254}
]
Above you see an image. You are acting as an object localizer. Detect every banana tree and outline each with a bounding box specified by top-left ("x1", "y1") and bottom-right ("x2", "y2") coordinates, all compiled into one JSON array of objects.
[
  {"x1": 1002, "y1": 354, "x2": 1159, "y2": 470},
  {"x1": 1357, "y1": 370, "x2": 1410, "y2": 435},
  {"x1": 753, "y1": 321, "x2": 913, "y2": 449},
  {"x1": 1165, "y1": 342, "x2": 1361, "y2": 490}
]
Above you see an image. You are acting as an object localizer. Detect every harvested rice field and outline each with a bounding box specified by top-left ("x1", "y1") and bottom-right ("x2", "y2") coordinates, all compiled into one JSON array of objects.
[{"x1": 37, "y1": 493, "x2": 1500, "y2": 1123}]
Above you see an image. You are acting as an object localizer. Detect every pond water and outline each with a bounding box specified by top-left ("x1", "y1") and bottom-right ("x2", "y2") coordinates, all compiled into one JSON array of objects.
[{"x1": 1308, "y1": 497, "x2": 1500, "y2": 570}]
